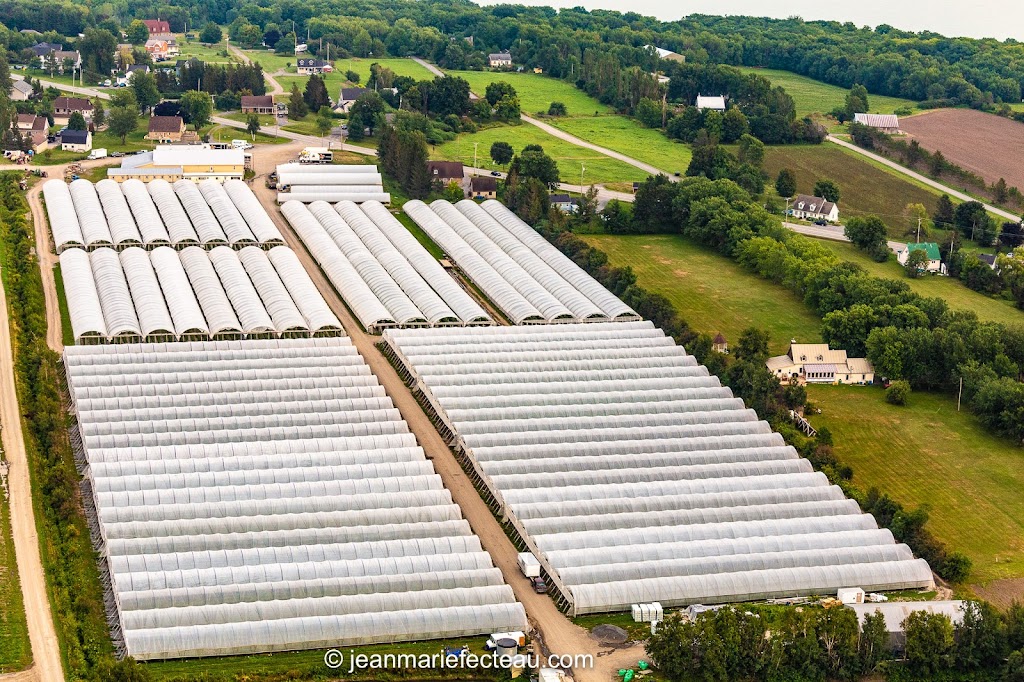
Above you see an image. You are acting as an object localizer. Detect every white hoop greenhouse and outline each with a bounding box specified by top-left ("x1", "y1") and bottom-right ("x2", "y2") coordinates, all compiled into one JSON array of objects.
[
  {"x1": 64, "y1": 338, "x2": 527, "y2": 660},
  {"x1": 42, "y1": 180, "x2": 84, "y2": 252},
  {"x1": 383, "y1": 323, "x2": 934, "y2": 615}
]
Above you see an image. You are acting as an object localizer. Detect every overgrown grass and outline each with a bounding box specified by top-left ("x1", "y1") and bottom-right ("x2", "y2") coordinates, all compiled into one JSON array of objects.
[
  {"x1": 763, "y1": 143, "x2": 942, "y2": 236},
  {"x1": 52, "y1": 263, "x2": 73, "y2": 348},
  {"x1": 395, "y1": 210, "x2": 444, "y2": 258},
  {"x1": 582, "y1": 233, "x2": 822, "y2": 353},
  {"x1": 738, "y1": 67, "x2": 920, "y2": 118},
  {"x1": 807, "y1": 384, "x2": 1024, "y2": 584},
  {"x1": 810, "y1": 238, "x2": 1024, "y2": 326}
]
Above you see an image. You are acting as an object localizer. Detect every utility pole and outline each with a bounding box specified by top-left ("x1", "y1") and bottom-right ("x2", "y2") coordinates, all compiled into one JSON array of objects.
[
  {"x1": 957, "y1": 376, "x2": 963, "y2": 411},
  {"x1": 917, "y1": 217, "x2": 921, "y2": 243},
  {"x1": 473, "y1": 142, "x2": 478, "y2": 169},
  {"x1": 580, "y1": 163, "x2": 585, "y2": 194}
]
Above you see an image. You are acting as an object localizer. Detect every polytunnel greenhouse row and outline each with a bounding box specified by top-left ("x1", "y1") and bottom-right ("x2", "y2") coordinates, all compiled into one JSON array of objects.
[
  {"x1": 403, "y1": 199, "x2": 639, "y2": 325},
  {"x1": 43, "y1": 178, "x2": 285, "y2": 252},
  {"x1": 63, "y1": 338, "x2": 527, "y2": 660},
  {"x1": 383, "y1": 322, "x2": 934, "y2": 616},
  {"x1": 281, "y1": 200, "x2": 492, "y2": 333},
  {"x1": 58, "y1": 244, "x2": 342, "y2": 343}
]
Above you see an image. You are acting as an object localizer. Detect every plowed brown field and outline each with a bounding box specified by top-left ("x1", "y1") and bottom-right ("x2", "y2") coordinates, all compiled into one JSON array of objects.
[{"x1": 900, "y1": 109, "x2": 1024, "y2": 190}]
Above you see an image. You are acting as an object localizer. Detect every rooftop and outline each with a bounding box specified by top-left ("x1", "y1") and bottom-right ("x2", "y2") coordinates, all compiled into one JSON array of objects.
[
  {"x1": 152, "y1": 144, "x2": 245, "y2": 167},
  {"x1": 905, "y1": 242, "x2": 942, "y2": 260},
  {"x1": 61, "y1": 129, "x2": 90, "y2": 144},
  {"x1": 427, "y1": 160, "x2": 464, "y2": 178},
  {"x1": 241, "y1": 95, "x2": 274, "y2": 107},
  {"x1": 792, "y1": 194, "x2": 837, "y2": 215},
  {"x1": 854, "y1": 113, "x2": 900, "y2": 128},
  {"x1": 147, "y1": 115, "x2": 184, "y2": 133}
]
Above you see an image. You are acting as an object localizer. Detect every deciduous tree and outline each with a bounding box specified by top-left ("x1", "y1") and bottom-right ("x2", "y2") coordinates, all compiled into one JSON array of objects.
[
  {"x1": 489, "y1": 141, "x2": 513, "y2": 165},
  {"x1": 813, "y1": 178, "x2": 840, "y2": 202}
]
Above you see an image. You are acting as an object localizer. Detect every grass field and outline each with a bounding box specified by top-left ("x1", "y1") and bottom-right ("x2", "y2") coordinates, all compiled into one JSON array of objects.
[
  {"x1": 175, "y1": 38, "x2": 236, "y2": 65},
  {"x1": 764, "y1": 143, "x2": 941, "y2": 235},
  {"x1": 550, "y1": 115, "x2": 692, "y2": 176},
  {"x1": 273, "y1": 57, "x2": 436, "y2": 102},
  {"x1": 739, "y1": 68, "x2": 920, "y2": 119},
  {"x1": 807, "y1": 384, "x2": 1024, "y2": 584},
  {"x1": 433, "y1": 123, "x2": 649, "y2": 184},
  {"x1": 583, "y1": 234, "x2": 822, "y2": 353},
  {"x1": 810, "y1": 239, "x2": 1024, "y2": 326},
  {"x1": 448, "y1": 69, "x2": 614, "y2": 117}
]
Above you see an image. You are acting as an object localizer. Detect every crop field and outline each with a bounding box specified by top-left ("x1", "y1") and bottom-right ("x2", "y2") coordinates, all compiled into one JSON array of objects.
[
  {"x1": 433, "y1": 123, "x2": 649, "y2": 184},
  {"x1": 583, "y1": 234, "x2": 822, "y2": 353},
  {"x1": 550, "y1": 115, "x2": 692, "y2": 176},
  {"x1": 900, "y1": 109, "x2": 1024, "y2": 190},
  {"x1": 448, "y1": 70, "x2": 614, "y2": 117},
  {"x1": 764, "y1": 144, "x2": 941, "y2": 235},
  {"x1": 807, "y1": 384, "x2": 1024, "y2": 586},
  {"x1": 810, "y1": 239, "x2": 1024, "y2": 326},
  {"x1": 739, "y1": 68, "x2": 919, "y2": 119}
]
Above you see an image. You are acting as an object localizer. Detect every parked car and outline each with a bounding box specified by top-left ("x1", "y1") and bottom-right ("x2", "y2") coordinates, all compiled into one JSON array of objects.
[
  {"x1": 490, "y1": 170, "x2": 501, "y2": 177},
  {"x1": 530, "y1": 576, "x2": 547, "y2": 593},
  {"x1": 110, "y1": 151, "x2": 124, "y2": 157},
  {"x1": 813, "y1": 219, "x2": 828, "y2": 226}
]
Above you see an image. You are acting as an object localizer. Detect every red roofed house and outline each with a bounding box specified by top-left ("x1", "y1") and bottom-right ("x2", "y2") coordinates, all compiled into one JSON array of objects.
[{"x1": 143, "y1": 19, "x2": 171, "y2": 35}]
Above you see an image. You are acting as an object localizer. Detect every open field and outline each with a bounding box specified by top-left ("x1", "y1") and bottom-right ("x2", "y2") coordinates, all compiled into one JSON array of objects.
[
  {"x1": 900, "y1": 109, "x2": 1024, "y2": 190},
  {"x1": 583, "y1": 234, "x2": 822, "y2": 353},
  {"x1": 434, "y1": 123, "x2": 649, "y2": 184},
  {"x1": 175, "y1": 38, "x2": 236, "y2": 64},
  {"x1": 807, "y1": 384, "x2": 1024, "y2": 585},
  {"x1": 551, "y1": 115, "x2": 692, "y2": 176},
  {"x1": 272, "y1": 57, "x2": 435, "y2": 101},
  {"x1": 739, "y1": 68, "x2": 920, "y2": 118},
  {"x1": 448, "y1": 69, "x2": 614, "y2": 117},
  {"x1": 763, "y1": 144, "x2": 941, "y2": 235},
  {"x1": 810, "y1": 239, "x2": 1024, "y2": 326}
]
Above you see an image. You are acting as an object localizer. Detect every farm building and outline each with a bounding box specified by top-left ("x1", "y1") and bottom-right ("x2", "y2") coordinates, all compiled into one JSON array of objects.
[
  {"x1": 107, "y1": 145, "x2": 246, "y2": 183},
  {"x1": 241, "y1": 95, "x2": 275, "y2": 114},
  {"x1": 854, "y1": 113, "x2": 900, "y2": 133},
  {"x1": 897, "y1": 242, "x2": 945, "y2": 274},
  {"x1": 766, "y1": 342, "x2": 874, "y2": 385},
  {"x1": 383, "y1": 322, "x2": 933, "y2": 615},
  {"x1": 789, "y1": 194, "x2": 838, "y2": 223},
  {"x1": 60, "y1": 129, "x2": 91, "y2": 152},
  {"x1": 145, "y1": 115, "x2": 185, "y2": 143},
  {"x1": 695, "y1": 94, "x2": 726, "y2": 111},
  {"x1": 427, "y1": 161, "x2": 465, "y2": 188},
  {"x1": 848, "y1": 601, "x2": 965, "y2": 649},
  {"x1": 489, "y1": 52, "x2": 512, "y2": 67},
  {"x1": 281, "y1": 199, "x2": 491, "y2": 331}
]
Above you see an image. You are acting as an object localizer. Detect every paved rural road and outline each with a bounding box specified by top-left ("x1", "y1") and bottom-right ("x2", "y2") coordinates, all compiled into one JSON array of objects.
[
  {"x1": 828, "y1": 135, "x2": 1021, "y2": 222},
  {"x1": 0, "y1": 260, "x2": 64, "y2": 681},
  {"x1": 783, "y1": 220, "x2": 906, "y2": 252}
]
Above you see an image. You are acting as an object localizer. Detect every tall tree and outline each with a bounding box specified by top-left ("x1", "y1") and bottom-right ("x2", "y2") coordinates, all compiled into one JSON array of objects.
[
  {"x1": 489, "y1": 141, "x2": 514, "y2": 166},
  {"x1": 131, "y1": 72, "x2": 160, "y2": 113},
  {"x1": 107, "y1": 106, "x2": 138, "y2": 143},
  {"x1": 79, "y1": 28, "x2": 118, "y2": 81},
  {"x1": 126, "y1": 20, "x2": 149, "y2": 45},
  {"x1": 315, "y1": 106, "x2": 333, "y2": 140},
  {"x1": 303, "y1": 74, "x2": 330, "y2": 112},
  {"x1": 484, "y1": 81, "x2": 516, "y2": 106},
  {"x1": 246, "y1": 114, "x2": 261, "y2": 140},
  {"x1": 179, "y1": 90, "x2": 213, "y2": 131},
  {"x1": 287, "y1": 83, "x2": 307, "y2": 119},
  {"x1": 67, "y1": 112, "x2": 87, "y2": 131},
  {"x1": 200, "y1": 22, "x2": 223, "y2": 45},
  {"x1": 775, "y1": 168, "x2": 797, "y2": 197},
  {"x1": 813, "y1": 178, "x2": 840, "y2": 202},
  {"x1": 933, "y1": 193, "x2": 955, "y2": 228}
]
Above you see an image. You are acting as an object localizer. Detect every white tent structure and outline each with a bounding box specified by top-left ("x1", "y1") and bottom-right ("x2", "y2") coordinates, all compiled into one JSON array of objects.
[
  {"x1": 96, "y1": 180, "x2": 144, "y2": 247},
  {"x1": 69, "y1": 179, "x2": 113, "y2": 248},
  {"x1": 64, "y1": 338, "x2": 527, "y2": 660},
  {"x1": 42, "y1": 180, "x2": 85, "y2": 252},
  {"x1": 121, "y1": 179, "x2": 172, "y2": 246},
  {"x1": 383, "y1": 323, "x2": 934, "y2": 615}
]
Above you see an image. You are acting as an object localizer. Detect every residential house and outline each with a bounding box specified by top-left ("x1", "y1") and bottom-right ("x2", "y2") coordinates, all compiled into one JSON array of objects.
[
  {"x1": 142, "y1": 19, "x2": 171, "y2": 36},
  {"x1": 146, "y1": 115, "x2": 186, "y2": 143},
  {"x1": 145, "y1": 39, "x2": 170, "y2": 60},
  {"x1": 426, "y1": 161, "x2": 465, "y2": 190},
  {"x1": 789, "y1": 194, "x2": 839, "y2": 223},
  {"x1": 646, "y1": 45, "x2": 686, "y2": 62},
  {"x1": 29, "y1": 42, "x2": 62, "y2": 58},
  {"x1": 470, "y1": 176, "x2": 497, "y2": 199},
  {"x1": 15, "y1": 114, "x2": 46, "y2": 133},
  {"x1": 53, "y1": 96, "x2": 94, "y2": 125},
  {"x1": 334, "y1": 87, "x2": 367, "y2": 113},
  {"x1": 978, "y1": 253, "x2": 998, "y2": 270},
  {"x1": 766, "y1": 342, "x2": 874, "y2": 385},
  {"x1": 848, "y1": 602, "x2": 962, "y2": 651},
  {"x1": 853, "y1": 113, "x2": 900, "y2": 133},
  {"x1": 175, "y1": 57, "x2": 202, "y2": 76},
  {"x1": 107, "y1": 144, "x2": 246, "y2": 183},
  {"x1": 241, "y1": 95, "x2": 275, "y2": 114},
  {"x1": 128, "y1": 64, "x2": 151, "y2": 79},
  {"x1": 10, "y1": 80, "x2": 34, "y2": 101},
  {"x1": 27, "y1": 130, "x2": 48, "y2": 153},
  {"x1": 549, "y1": 193, "x2": 579, "y2": 213},
  {"x1": 712, "y1": 333, "x2": 728, "y2": 353},
  {"x1": 896, "y1": 242, "x2": 945, "y2": 274},
  {"x1": 41, "y1": 50, "x2": 81, "y2": 73},
  {"x1": 695, "y1": 94, "x2": 726, "y2": 111},
  {"x1": 60, "y1": 129, "x2": 92, "y2": 153},
  {"x1": 488, "y1": 52, "x2": 512, "y2": 68},
  {"x1": 296, "y1": 58, "x2": 331, "y2": 75}
]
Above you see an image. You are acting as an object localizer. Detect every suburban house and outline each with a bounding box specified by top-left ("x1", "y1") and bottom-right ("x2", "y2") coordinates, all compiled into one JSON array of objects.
[
  {"x1": 27, "y1": 130, "x2": 48, "y2": 153},
  {"x1": 175, "y1": 57, "x2": 202, "y2": 75},
  {"x1": 334, "y1": 87, "x2": 367, "y2": 113},
  {"x1": 241, "y1": 95, "x2": 275, "y2": 114},
  {"x1": 766, "y1": 342, "x2": 874, "y2": 385},
  {"x1": 53, "y1": 96, "x2": 94, "y2": 125},
  {"x1": 853, "y1": 113, "x2": 900, "y2": 133},
  {"x1": 489, "y1": 52, "x2": 513, "y2": 68},
  {"x1": 29, "y1": 42, "x2": 61, "y2": 58},
  {"x1": 41, "y1": 50, "x2": 81, "y2": 73},
  {"x1": 296, "y1": 58, "x2": 331, "y2": 75},
  {"x1": 646, "y1": 45, "x2": 686, "y2": 62},
  {"x1": 142, "y1": 19, "x2": 171, "y2": 36},
  {"x1": 550, "y1": 194, "x2": 579, "y2": 213},
  {"x1": 15, "y1": 114, "x2": 46, "y2": 132},
  {"x1": 896, "y1": 242, "x2": 945, "y2": 274},
  {"x1": 107, "y1": 144, "x2": 246, "y2": 183},
  {"x1": 10, "y1": 80, "x2": 34, "y2": 101},
  {"x1": 60, "y1": 129, "x2": 92, "y2": 153},
  {"x1": 695, "y1": 94, "x2": 726, "y2": 111},
  {"x1": 978, "y1": 253, "x2": 998, "y2": 270},
  {"x1": 426, "y1": 161, "x2": 465, "y2": 189},
  {"x1": 790, "y1": 194, "x2": 839, "y2": 223},
  {"x1": 470, "y1": 176, "x2": 497, "y2": 199},
  {"x1": 145, "y1": 39, "x2": 170, "y2": 60},
  {"x1": 128, "y1": 64, "x2": 151, "y2": 79},
  {"x1": 146, "y1": 115, "x2": 186, "y2": 143},
  {"x1": 848, "y1": 602, "x2": 965, "y2": 651},
  {"x1": 712, "y1": 333, "x2": 728, "y2": 353}
]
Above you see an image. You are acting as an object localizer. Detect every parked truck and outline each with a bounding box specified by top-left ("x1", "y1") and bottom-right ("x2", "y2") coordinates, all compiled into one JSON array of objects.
[
  {"x1": 517, "y1": 552, "x2": 541, "y2": 578},
  {"x1": 298, "y1": 146, "x2": 333, "y2": 164},
  {"x1": 87, "y1": 148, "x2": 107, "y2": 160}
]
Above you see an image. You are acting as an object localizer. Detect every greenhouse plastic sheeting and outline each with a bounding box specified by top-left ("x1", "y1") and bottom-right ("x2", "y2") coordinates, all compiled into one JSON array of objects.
[
  {"x1": 384, "y1": 323, "x2": 934, "y2": 615},
  {"x1": 119, "y1": 247, "x2": 174, "y2": 339},
  {"x1": 58, "y1": 248, "x2": 106, "y2": 341},
  {"x1": 198, "y1": 179, "x2": 257, "y2": 245},
  {"x1": 69, "y1": 178, "x2": 113, "y2": 247},
  {"x1": 89, "y1": 247, "x2": 141, "y2": 338},
  {"x1": 63, "y1": 338, "x2": 526, "y2": 659},
  {"x1": 96, "y1": 179, "x2": 144, "y2": 246},
  {"x1": 148, "y1": 179, "x2": 200, "y2": 245},
  {"x1": 121, "y1": 179, "x2": 171, "y2": 245},
  {"x1": 174, "y1": 180, "x2": 228, "y2": 244},
  {"x1": 43, "y1": 180, "x2": 85, "y2": 252},
  {"x1": 223, "y1": 180, "x2": 284, "y2": 245}
]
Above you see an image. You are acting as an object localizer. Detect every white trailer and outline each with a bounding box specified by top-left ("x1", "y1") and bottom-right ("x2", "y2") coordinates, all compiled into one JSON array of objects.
[{"x1": 517, "y1": 552, "x2": 541, "y2": 578}]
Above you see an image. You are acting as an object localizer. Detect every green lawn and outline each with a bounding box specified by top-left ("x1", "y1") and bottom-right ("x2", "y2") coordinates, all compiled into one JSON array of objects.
[
  {"x1": 447, "y1": 69, "x2": 614, "y2": 117},
  {"x1": 52, "y1": 263, "x2": 74, "y2": 348},
  {"x1": 810, "y1": 238, "x2": 1024, "y2": 326},
  {"x1": 739, "y1": 68, "x2": 920, "y2": 119},
  {"x1": 583, "y1": 234, "x2": 822, "y2": 353},
  {"x1": 764, "y1": 143, "x2": 942, "y2": 236},
  {"x1": 433, "y1": 123, "x2": 649, "y2": 184},
  {"x1": 550, "y1": 115, "x2": 692, "y2": 176},
  {"x1": 807, "y1": 384, "x2": 1024, "y2": 584},
  {"x1": 271, "y1": 57, "x2": 435, "y2": 101},
  {"x1": 221, "y1": 111, "x2": 277, "y2": 126},
  {"x1": 175, "y1": 38, "x2": 236, "y2": 65}
]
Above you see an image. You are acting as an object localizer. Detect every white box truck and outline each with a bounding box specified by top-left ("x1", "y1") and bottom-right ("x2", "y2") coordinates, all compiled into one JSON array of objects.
[
  {"x1": 87, "y1": 148, "x2": 107, "y2": 160},
  {"x1": 517, "y1": 552, "x2": 541, "y2": 578}
]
